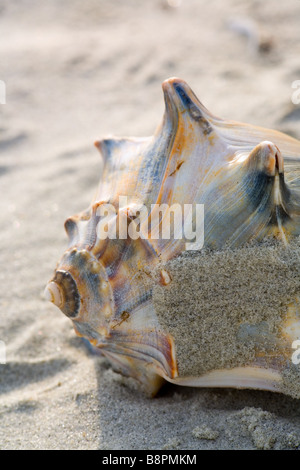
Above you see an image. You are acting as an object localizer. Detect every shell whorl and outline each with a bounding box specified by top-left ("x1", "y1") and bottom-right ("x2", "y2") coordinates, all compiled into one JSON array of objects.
[{"x1": 45, "y1": 270, "x2": 80, "y2": 318}]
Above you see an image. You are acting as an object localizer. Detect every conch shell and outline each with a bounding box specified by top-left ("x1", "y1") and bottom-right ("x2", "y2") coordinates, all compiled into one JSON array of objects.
[{"x1": 45, "y1": 78, "x2": 300, "y2": 398}]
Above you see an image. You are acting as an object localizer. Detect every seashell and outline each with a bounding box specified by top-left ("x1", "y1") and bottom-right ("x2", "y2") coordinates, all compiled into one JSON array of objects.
[{"x1": 45, "y1": 78, "x2": 300, "y2": 398}]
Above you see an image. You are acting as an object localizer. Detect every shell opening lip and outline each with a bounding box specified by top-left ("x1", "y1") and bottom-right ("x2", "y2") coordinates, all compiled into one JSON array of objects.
[
  {"x1": 162, "y1": 76, "x2": 184, "y2": 92},
  {"x1": 162, "y1": 77, "x2": 209, "y2": 126},
  {"x1": 161, "y1": 78, "x2": 182, "y2": 129},
  {"x1": 162, "y1": 77, "x2": 188, "y2": 106},
  {"x1": 261, "y1": 141, "x2": 284, "y2": 176}
]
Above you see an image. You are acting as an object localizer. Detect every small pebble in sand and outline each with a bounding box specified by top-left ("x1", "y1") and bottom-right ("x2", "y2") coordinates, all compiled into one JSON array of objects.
[
  {"x1": 192, "y1": 424, "x2": 219, "y2": 441},
  {"x1": 237, "y1": 407, "x2": 276, "y2": 450},
  {"x1": 162, "y1": 437, "x2": 181, "y2": 449}
]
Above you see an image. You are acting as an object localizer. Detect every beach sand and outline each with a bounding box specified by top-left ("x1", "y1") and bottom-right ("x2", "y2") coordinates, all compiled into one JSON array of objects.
[{"x1": 0, "y1": 0, "x2": 300, "y2": 449}]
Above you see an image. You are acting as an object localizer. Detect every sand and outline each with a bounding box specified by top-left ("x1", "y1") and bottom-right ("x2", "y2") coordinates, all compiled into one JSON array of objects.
[
  {"x1": 153, "y1": 240, "x2": 300, "y2": 392},
  {"x1": 1, "y1": 0, "x2": 300, "y2": 450}
]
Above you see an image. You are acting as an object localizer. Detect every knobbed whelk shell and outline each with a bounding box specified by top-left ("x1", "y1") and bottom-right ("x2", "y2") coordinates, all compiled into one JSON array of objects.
[{"x1": 45, "y1": 78, "x2": 300, "y2": 398}]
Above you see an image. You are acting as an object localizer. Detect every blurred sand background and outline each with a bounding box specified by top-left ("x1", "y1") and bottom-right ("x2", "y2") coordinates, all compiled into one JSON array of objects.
[{"x1": 1, "y1": 0, "x2": 300, "y2": 450}]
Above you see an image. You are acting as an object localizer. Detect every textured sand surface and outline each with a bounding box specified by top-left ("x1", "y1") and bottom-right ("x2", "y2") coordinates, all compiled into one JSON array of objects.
[{"x1": 1, "y1": 0, "x2": 300, "y2": 450}]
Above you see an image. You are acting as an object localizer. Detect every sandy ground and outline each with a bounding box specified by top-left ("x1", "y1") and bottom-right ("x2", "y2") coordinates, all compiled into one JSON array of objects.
[{"x1": 1, "y1": 0, "x2": 300, "y2": 450}]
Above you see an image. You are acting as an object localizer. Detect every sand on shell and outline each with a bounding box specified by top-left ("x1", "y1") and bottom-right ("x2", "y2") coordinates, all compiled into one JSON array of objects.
[
  {"x1": 153, "y1": 239, "x2": 300, "y2": 397},
  {"x1": 1, "y1": 0, "x2": 300, "y2": 450}
]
